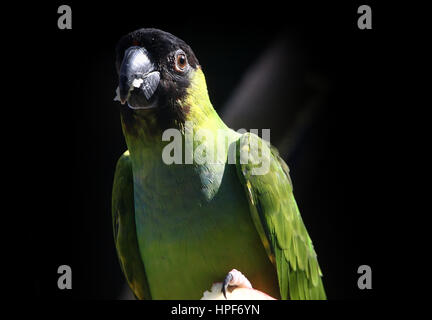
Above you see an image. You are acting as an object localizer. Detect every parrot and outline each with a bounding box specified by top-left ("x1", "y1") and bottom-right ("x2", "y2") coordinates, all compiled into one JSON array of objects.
[{"x1": 111, "y1": 28, "x2": 326, "y2": 300}]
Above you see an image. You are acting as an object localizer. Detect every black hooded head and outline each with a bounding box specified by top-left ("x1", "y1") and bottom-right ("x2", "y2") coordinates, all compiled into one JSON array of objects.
[{"x1": 115, "y1": 28, "x2": 200, "y2": 131}]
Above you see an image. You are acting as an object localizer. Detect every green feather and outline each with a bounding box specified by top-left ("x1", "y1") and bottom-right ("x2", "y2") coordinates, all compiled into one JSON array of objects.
[
  {"x1": 112, "y1": 151, "x2": 152, "y2": 299},
  {"x1": 235, "y1": 132, "x2": 326, "y2": 300}
]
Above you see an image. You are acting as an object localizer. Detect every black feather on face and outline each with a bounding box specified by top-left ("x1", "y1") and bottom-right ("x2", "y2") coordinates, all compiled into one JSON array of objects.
[{"x1": 115, "y1": 28, "x2": 200, "y2": 132}]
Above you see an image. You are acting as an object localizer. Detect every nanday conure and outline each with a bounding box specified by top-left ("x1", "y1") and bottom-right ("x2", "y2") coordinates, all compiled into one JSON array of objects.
[{"x1": 112, "y1": 28, "x2": 326, "y2": 300}]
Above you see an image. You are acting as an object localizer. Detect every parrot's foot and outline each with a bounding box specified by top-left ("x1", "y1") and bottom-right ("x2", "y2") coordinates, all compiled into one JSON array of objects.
[{"x1": 221, "y1": 269, "x2": 252, "y2": 299}]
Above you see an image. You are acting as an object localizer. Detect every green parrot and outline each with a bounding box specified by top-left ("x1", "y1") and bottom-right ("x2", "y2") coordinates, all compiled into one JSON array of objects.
[{"x1": 112, "y1": 28, "x2": 326, "y2": 300}]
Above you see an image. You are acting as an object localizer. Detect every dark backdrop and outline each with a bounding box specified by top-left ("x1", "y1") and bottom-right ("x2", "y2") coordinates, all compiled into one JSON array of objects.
[{"x1": 19, "y1": 1, "x2": 393, "y2": 300}]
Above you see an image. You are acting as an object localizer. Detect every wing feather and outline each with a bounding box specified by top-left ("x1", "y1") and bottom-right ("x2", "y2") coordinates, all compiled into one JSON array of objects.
[
  {"x1": 112, "y1": 151, "x2": 151, "y2": 299},
  {"x1": 235, "y1": 133, "x2": 326, "y2": 300}
]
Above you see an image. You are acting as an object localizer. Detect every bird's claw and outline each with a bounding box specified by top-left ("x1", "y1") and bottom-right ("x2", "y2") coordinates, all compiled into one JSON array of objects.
[
  {"x1": 221, "y1": 269, "x2": 252, "y2": 299},
  {"x1": 222, "y1": 272, "x2": 233, "y2": 299}
]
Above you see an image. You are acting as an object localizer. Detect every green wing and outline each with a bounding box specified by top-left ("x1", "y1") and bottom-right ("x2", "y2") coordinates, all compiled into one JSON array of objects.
[
  {"x1": 112, "y1": 151, "x2": 151, "y2": 299},
  {"x1": 235, "y1": 133, "x2": 326, "y2": 300}
]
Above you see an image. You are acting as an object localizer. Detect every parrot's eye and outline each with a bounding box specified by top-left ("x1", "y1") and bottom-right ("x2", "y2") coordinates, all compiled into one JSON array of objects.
[{"x1": 174, "y1": 50, "x2": 188, "y2": 72}]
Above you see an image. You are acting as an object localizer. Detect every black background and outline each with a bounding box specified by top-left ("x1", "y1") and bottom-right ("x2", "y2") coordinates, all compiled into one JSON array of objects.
[{"x1": 9, "y1": 1, "x2": 400, "y2": 303}]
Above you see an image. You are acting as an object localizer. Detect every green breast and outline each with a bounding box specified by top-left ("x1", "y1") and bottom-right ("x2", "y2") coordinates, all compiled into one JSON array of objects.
[{"x1": 133, "y1": 161, "x2": 280, "y2": 299}]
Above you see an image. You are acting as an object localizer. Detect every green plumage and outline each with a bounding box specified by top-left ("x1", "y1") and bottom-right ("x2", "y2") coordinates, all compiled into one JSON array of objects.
[
  {"x1": 112, "y1": 29, "x2": 326, "y2": 300},
  {"x1": 235, "y1": 133, "x2": 326, "y2": 299},
  {"x1": 112, "y1": 151, "x2": 151, "y2": 300}
]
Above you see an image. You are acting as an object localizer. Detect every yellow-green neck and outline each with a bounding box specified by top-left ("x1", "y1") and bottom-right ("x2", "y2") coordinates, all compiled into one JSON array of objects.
[
  {"x1": 121, "y1": 67, "x2": 227, "y2": 156},
  {"x1": 179, "y1": 67, "x2": 227, "y2": 131}
]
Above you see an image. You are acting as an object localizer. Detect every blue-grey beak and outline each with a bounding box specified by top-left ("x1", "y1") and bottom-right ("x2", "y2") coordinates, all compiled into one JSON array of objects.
[{"x1": 118, "y1": 46, "x2": 160, "y2": 106}]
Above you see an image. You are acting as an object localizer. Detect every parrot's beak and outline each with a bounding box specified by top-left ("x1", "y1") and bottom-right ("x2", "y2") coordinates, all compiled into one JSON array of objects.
[{"x1": 117, "y1": 46, "x2": 160, "y2": 109}]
